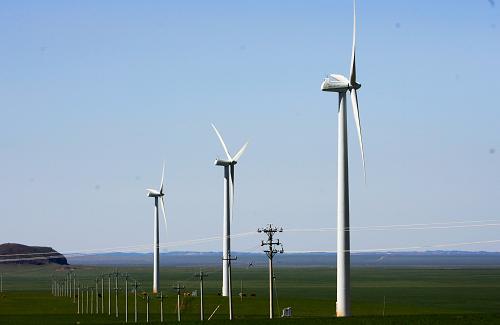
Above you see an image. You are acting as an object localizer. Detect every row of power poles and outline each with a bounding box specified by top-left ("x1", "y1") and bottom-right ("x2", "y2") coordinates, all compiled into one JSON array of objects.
[
  {"x1": 50, "y1": 225, "x2": 284, "y2": 321},
  {"x1": 51, "y1": 269, "x2": 180, "y2": 323}
]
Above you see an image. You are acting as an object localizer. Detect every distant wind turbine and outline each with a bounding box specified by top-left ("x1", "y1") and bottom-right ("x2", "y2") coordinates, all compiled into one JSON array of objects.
[
  {"x1": 146, "y1": 163, "x2": 168, "y2": 294},
  {"x1": 320, "y1": 0, "x2": 366, "y2": 317},
  {"x1": 212, "y1": 124, "x2": 248, "y2": 297}
]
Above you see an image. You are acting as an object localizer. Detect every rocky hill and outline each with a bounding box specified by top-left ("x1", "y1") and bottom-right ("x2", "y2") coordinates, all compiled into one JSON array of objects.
[{"x1": 0, "y1": 243, "x2": 68, "y2": 265}]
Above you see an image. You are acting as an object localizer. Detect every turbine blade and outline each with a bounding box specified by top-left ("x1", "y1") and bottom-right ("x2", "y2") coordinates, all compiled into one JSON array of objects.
[
  {"x1": 350, "y1": 89, "x2": 366, "y2": 181},
  {"x1": 349, "y1": 0, "x2": 357, "y2": 85},
  {"x1": 230, "y1": 164, "x2": 235, "y2": 224},
  {"x1": 160, "y1": 161, "x2": 165, "y2": 194},
  {"x1": 160, "y1": 196, "x2": 167, "y2": 235},
  {"x1": 211, "y1": 124, "x2": 232, "y2": 160},
  {"x1": 232, "y1": 142, "x2": 248, "y2": 162}
]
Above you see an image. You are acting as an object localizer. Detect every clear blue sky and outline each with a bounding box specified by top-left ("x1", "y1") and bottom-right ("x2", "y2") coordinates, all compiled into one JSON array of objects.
[{"x1": 0, "y1": 0, "x2": 498, "y2": 253}]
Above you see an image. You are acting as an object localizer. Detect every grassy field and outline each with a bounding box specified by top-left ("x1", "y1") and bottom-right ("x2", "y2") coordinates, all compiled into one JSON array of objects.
[{"x1": 1, "y1": 264, "x2": 500, "y2": 324}]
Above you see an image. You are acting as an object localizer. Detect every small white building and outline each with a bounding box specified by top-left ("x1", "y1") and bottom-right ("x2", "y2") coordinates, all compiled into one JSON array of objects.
[{"x1": 281, "y1": 307, "x2": 292, "y2": 317}]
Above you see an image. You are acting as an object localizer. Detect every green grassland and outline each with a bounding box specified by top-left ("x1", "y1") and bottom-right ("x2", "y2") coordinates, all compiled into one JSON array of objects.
[{"x1": 1, "y1": 265, "x2": 500, "y2": 324}]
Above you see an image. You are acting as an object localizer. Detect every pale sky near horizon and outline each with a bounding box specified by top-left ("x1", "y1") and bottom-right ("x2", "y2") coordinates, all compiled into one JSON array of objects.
[{"x1": 0, "y1": 0, "x2": 499, "y2": 254}]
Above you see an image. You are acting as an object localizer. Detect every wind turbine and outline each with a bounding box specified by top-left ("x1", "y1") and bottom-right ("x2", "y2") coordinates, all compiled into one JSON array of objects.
[
  {"x1": 320, "y1": 0, "x2": 365, "y2": 317},
  {"x1": 212, "y1": 124, "x2": 248, "y2": 297},
  {"x1": 146, "y1": 163, "x2": 168, "y2": 294}
]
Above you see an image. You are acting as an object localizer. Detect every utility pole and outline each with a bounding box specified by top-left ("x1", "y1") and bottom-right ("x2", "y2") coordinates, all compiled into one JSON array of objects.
[
  {"x1": 258, "y1": 224, "x2": 284, "y2": 319},
  {"x1": 101, "y1": 274, "x2": 104, "y2": 314},
  {"x1": 143, "y1": 293, "x2": 150, "y2": 323},
  {"x1": 123, "y1": 273, "x2": 129, "y2": 323},
  {"x1": 240, "y1": 280, "x2": 243, "y2": 302},
  {"x1": 91, "y1": 287, "x2": 94, "y2": 314},
  {"x1": 382, "y1": 295, "x2": 386, "y2": 316},
  {"x1": 77, "y1": 283, "x2": 80, "y2": 314},
  {"x1": 157, "y1": 291, "x2": 165, "y2": 323},
  {"x1": 173, "y1": 283, "x2": 185, "y2": 322},
  {"x1": 70, "y1": 273, "x2": 73, "y2": 300},
  {"x1": 68, "y1": 273, "x2": 71, "y2": 299},
  {"x1": 132, "y1": 280, "x2": 139, "y2": 323},
  {"x1": 73, "y1": 273, "x2": 76, "y2": 303},
  {"x1": 81, "y1": 283, "x2": 84, "y2": 313},
  {"x1": 114, "y1": 271, "x2": 120, "y2": 318},
  {"x1": 195, "y1": 271, "x2": 207, "y2": 321},
  {"x1": 108, "y1": 273, "x2": 111, "y2": 315},
  {"x1": 222, "y1": 253, "x2": 237, "y2": 320},
  {"x1": 86, "y1": 286, "x2": 89, "y2": 314},
  {"x1": 95, "y1": 278, "x2": 99, "y2": 314}
]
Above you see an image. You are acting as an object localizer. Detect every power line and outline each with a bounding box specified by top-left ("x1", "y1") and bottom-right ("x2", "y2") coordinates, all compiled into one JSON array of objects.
[
  {"x1": 0, "y1": 232, "x2": 257, "y2": 258},
  {"x1": 285, "y1": 220, "x2": 500, "y2": 233},
  {"x1": 286, "y1": 239, "x2": 500, "y2": 254},
  {"x1": 4, "y1": 222, "x2": 500, "y2": 263},
  {"x1": 1, "y1": 219, "x2": 498, "y2": 259}
]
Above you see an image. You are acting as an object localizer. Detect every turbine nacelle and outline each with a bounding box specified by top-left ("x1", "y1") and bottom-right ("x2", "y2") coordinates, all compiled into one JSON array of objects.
[
  {"x1": 214, "y1": 159, "x2": 236, "y2": 167},
  {"x1": 321, "y1": 74, "x2": 361, "y2": 93},
  {"x1": 146, "y1": 189, "x2": 163, "y2": 197}
]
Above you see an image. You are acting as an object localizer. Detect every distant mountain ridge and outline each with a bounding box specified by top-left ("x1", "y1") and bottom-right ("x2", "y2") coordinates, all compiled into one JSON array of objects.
[{"x1": 0, "y1": 243, "x2": 68, "y2": 265}]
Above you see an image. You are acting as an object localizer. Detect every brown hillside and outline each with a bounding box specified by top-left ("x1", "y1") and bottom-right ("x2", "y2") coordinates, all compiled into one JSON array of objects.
[{"x1": 0, "y1": 243, "x2": 68, "y2": 265}]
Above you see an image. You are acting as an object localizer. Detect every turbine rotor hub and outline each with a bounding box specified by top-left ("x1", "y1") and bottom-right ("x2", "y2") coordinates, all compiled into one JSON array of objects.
[{"x1": 350, "y1": 82, "x2": 361, "y2": 90}]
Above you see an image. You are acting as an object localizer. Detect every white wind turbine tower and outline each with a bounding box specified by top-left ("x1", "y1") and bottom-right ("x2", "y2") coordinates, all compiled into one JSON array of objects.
[
  {"x1": 320, "y1": 0, "x2": 365, "y2": 317},
  {"x1": 146, "y1": 163, "x2": 168, "y2": 294},
  {"x1": 212, "y1": 124, "x2": 248, "y2": 297}
]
